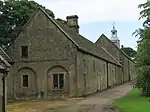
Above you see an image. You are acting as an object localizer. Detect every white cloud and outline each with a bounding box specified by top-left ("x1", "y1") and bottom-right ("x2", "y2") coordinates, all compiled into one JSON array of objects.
[{"x1": 35, "y1": 0, "x2": 146, "y2": 24}]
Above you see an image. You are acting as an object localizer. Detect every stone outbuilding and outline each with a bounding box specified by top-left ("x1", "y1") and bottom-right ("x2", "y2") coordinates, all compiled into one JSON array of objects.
[{"x1": 5, "y1": 8, "x2": 135, "y2": 100}]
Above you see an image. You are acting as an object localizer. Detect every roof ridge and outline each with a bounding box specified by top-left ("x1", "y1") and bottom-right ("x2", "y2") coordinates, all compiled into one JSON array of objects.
[
  {"x1": 95, "y1": 34, "x2": 106, "y2": 43},
  {"x1": 96, "y1": 34, "x2": 134, "y2": 62},
  {"x1": 0, "y1": 47, "x2": 13, "y2": 62}
]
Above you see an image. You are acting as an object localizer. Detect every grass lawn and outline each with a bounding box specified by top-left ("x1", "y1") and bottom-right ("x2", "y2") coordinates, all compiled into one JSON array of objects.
[
  {"x1": 7, "y1": 99, "x2": 82, "y2": 112},
  {"x1": 113, "y1": 88, "x2": 150, "y2": 112}
]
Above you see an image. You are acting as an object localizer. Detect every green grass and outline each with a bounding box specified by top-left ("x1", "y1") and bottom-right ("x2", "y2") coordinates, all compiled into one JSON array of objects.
[{"x1": 113, "y1": 88, "x2": 150, "y2": 112}]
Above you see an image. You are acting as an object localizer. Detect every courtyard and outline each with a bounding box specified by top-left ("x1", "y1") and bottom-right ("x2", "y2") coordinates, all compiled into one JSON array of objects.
[{"x1": 7, "y1": 83, "x2": 132, "y2": 112}]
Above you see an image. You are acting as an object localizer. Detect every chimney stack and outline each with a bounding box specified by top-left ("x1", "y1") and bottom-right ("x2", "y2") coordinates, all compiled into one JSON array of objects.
[{"x1": 66, "y1": 15, "x2": 79, "y2": 34}]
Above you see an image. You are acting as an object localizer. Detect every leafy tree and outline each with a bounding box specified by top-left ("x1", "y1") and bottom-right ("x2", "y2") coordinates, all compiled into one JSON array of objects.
[
  {"x1": 0, "y1": 0, "x2": 54, "y2": 49},
  {"x1": 135, "y1": 1, "x2": 150, "y2": 96},
  {"x1": 121, "y1": 46, "x2": 137, "y2": 58}
]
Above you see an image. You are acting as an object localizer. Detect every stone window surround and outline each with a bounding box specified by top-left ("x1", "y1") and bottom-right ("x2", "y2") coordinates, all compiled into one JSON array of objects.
[
  {"x1": 21, "y1": 74, "x2": 30, "y2": 88},
  {"x1": 49, "y1": 72, "x2": 66, "y2": 90}
]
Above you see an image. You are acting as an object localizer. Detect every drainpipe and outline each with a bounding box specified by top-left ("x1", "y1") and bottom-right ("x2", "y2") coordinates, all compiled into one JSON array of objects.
[{"x1": 2, "y1": 70, "x2": 8, "y2": 112}]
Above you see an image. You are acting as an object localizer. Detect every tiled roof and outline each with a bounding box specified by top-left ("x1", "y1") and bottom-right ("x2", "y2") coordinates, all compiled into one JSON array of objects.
[
  {"x1": 0, "y1": 55, "x2": 11, "y2": 69},
  {"x1": 38, "y1": 8, "x2": 121, "y2": 66},
  {"x1": 54, "y1": 20, "x2": 121, "y2": 66},
  {"x1": 0, "y1": 47, "x2": 13, "y2": 63}
]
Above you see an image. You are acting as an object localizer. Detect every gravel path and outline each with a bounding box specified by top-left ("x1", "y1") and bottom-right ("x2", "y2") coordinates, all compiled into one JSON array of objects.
[
  {"x1": 63, "y1": 83, "x2": 132, "y2": 112},
  {"x1": 7, "y1": 83, "x2": 132, "y2": 112}
]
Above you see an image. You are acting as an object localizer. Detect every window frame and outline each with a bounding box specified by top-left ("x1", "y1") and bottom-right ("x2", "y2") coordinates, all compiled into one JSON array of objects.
[
  {"x1": 52, "y1": 72, "x2": 65, "y2": 90},
  {"x1": 21, "y1": 74, "x2": 29, "y2": 88},
  {"x1": 21, "y1": 46, "x2": 28, "y2": 58}
]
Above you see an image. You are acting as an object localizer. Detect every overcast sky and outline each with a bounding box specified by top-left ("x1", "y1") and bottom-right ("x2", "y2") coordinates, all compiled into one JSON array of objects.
[{"x1": 35, "y1": 0, "x2": 146, "y2": 50}]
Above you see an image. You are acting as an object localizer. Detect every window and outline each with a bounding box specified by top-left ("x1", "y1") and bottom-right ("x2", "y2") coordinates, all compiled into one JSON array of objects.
[
  {"x1": 21, "y1": 46, "x2": 28, "y2": 58},
  {"x1": 93, "y1": 60, "x2": 95, "y2": 72},
  {"x1": 113, "y1": 42, "x2": 117, "y2": 45},
  {"x1": 23, "y1": 75, "x2": 28, "y2": 87},
  {"x1": 53, "y1": 74, "x2": 64, "y2": 89},
  {"x1": 112, "y1": 32, "x2": 115, "y2": 35}
]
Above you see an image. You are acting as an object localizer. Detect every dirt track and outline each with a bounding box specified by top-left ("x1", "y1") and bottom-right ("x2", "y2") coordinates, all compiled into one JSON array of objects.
[
  {"x1": 63, "y1": 83, "x2": 132, "y2": 112},
  {"x1": 8, "y1": 83, "x2": 132, "y2": 112}
]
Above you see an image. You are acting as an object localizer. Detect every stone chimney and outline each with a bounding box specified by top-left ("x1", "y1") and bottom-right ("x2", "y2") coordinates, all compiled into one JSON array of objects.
[{"x1": 66, "y1": 15, "x2": 79, "y2": 34}]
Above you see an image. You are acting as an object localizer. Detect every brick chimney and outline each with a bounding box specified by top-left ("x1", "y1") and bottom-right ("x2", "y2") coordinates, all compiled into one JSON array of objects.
[{"x1": 66, "y1": 15, "x2": 79, "y2": 34}]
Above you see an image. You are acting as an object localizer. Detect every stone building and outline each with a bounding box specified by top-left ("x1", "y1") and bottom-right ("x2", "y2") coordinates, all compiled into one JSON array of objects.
[
  {"x1": 0, "y1": 48, "x2": 11, "y2": 112},
  {"x1": 6, "y1": 8, "x2": 135, "y2": 100}
]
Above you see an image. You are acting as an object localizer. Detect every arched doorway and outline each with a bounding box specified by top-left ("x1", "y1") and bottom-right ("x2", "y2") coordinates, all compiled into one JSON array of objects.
[
  {"x1": 15, "y1": 68, "x2": 37, "y2": 99},
  {"x1": 47, "y1": 66, "x2": 69, "y2": 95}
]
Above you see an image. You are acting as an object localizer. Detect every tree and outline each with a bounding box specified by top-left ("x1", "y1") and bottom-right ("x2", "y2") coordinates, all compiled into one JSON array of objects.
[
  {"x1": 0, "y1": 0, "x2": 54, "y2": 49},
  {"x1": 121, "y1": 46, "x2": 137, "y2": 59},
  {"x1": 135, "y1": 1, "x2": 150, "y2": 96}
]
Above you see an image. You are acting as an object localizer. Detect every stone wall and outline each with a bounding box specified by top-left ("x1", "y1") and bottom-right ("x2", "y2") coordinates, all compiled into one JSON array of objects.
[
  {"x1": 107, "y1": 63, "x2": 121, "y2": 87},
  {"x1": 129, "y1": 60, "x2": 136, "y2": 81},
  {"x1": 7, "y1": 9, "x2": 77, "y2": 99},
  {"x1": 95, "y1": 36, "x2": 135, "y2": 83},
  {"x1": 76, "y1": 51, "x2": 121, "y2": 96},
  {"x1": 8, "y1": 60, "x2": 77, "y2": 99},
  {"x1": 96, "y1": 36, "x2": 120, "y2": 61}
]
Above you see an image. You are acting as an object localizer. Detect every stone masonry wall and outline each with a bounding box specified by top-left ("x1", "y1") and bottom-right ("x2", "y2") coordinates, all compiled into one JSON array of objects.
[
  {"x1": 76, "y1": 51, "x2": 121, "y2": 97},
  {"x1": 7, "y1": 9, "x2": 77, "y2": 99}
]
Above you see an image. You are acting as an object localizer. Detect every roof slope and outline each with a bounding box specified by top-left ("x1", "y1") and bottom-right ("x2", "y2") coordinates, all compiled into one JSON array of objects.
[
  {"x1": 0, "y1": 55, "x2": 11, "y2": 69},
  {"x1": 55, "y1": 20, "x2": 121, "y2": 66},
  {"x1": 0, "y1": 47, "x2": 13, "y2": 63},
  {"x1": 96, "y1": 34, "x2": 134, "y2": 63},
  {"x1": 37, "y1": 8, "x2": 121, "y2": 66},
  {"x1": 7, "y1": 8, "x2": 121, "y2": 66},
  {"x1": 43, "y1": 8, "x2": 121, "y2": 66}
]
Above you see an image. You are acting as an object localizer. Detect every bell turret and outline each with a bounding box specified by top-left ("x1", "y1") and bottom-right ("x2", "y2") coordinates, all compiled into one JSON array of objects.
[{"x1": 110, "y1": 22, "x2": 120, "y2": 48}]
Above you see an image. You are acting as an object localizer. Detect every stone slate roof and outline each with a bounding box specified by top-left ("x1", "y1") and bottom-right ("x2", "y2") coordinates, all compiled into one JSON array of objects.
[
  {"x1": 0, "y1": 47, "x2": 11, "y2": 70},
  {"x1": 0, "y1": 55, "x2": 11, "y2": 69},
  {"x1": 0, "y1": 47, "x2": 13, "y2": 63},
  {"x1": 56, "y1": 21, "x2": 121, "y2": 66},
  {"x1": 96, "y1": 34, "x2": 134, "y2": 63},
  {"x1": 39, "y1": 8, "x2": 121, "y2": 66}
]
